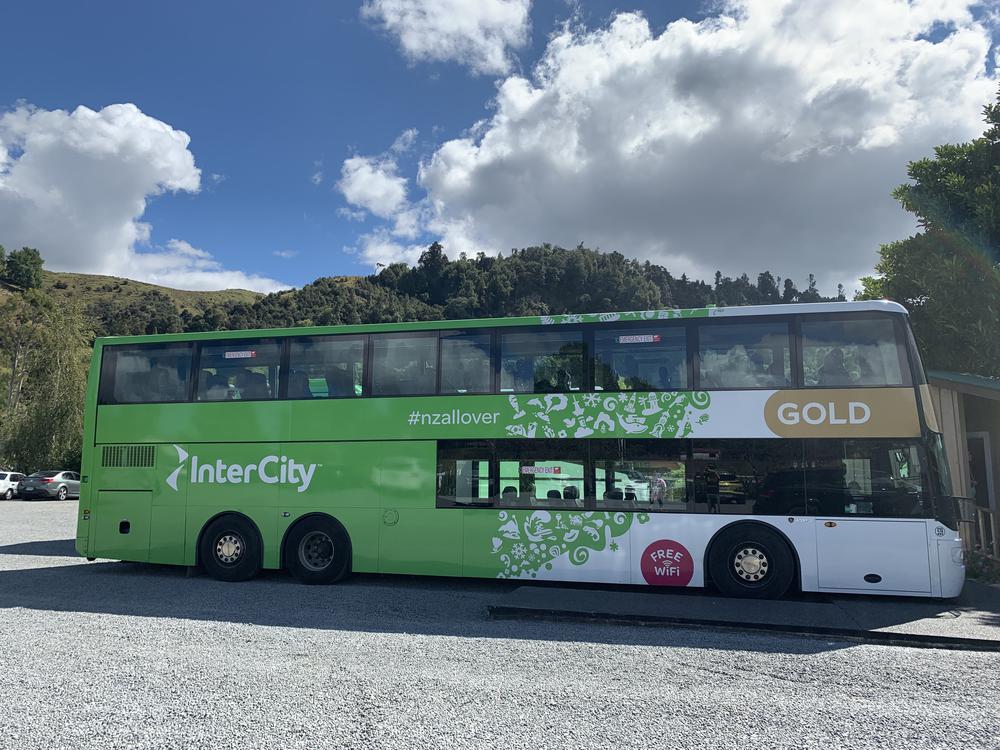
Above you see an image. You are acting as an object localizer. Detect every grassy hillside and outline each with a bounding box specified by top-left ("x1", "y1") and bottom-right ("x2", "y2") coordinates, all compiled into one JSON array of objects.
[{"x1": 39, "y1": 270, "x2": 263, "y2": 314}]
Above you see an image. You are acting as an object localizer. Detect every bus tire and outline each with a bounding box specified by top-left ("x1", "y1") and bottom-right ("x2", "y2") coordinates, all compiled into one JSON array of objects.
[
  {"x1": 708, "y1": 523, "x2": 795, "y2": 599},
  {"x1": 199, "y1": 515, "x2": 262, "y2": 583},
  {"x1": 283, "y1": 516, "x2": 351, "y2": 585}
]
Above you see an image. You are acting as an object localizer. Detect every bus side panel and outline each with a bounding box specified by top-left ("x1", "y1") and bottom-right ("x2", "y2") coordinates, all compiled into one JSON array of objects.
[
  {"x1": 149, "y1": 507, "x2": 188, "y2": 565},
  {"x1": 150, "y1": 442, "x2": 188, "y2": 565},
  {"x1": 376, "y1": 442, "x2": 462, "y2": 576},
  {"x1": 624, "y1": 515, "x2": 819, "y2": 589},
  {"x1": 183, "y1": 442, "x2": 282, "y2": 569},
  {"x1": 77, "y1": 345, "x2": 105, "y2": 558},
  {"x1": 94, "y1": 401, "x2": 291, "y2": 446},
  {"x1": 277, "y1": 441, "x2": 384, "y2": 574},
  {"x1": 461, "y1": 510, "x2": 821, "y2": 588},
  {"x1": 88, "y1": 444, "x2": 189, "y2": 565},
  {"x1": 94, "y1": 491, "x2": 152, "y2": 563}
]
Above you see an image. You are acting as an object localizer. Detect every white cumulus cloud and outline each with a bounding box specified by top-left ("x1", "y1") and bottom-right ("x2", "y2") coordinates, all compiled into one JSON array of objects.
[
  {"x1": 403, "y1": 1, "x2": 999, "y2": 291},
  {"x1": 337, "y1": 155, "x2": 409, "y2": 218},
  {"x1": 362, "y1": 0, "x2": 532, "y2": 75},
  {"x1": 0, "y1": 103, "x2": 287, "y2": 292},
  {"x1": 357, "y1": 230, "x2": 425, "y2": 267}
]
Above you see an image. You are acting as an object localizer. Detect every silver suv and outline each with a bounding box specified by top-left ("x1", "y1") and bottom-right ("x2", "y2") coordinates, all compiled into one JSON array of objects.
[{"x1": 17, "y1": 471, "x2": 81, "y2": 501}]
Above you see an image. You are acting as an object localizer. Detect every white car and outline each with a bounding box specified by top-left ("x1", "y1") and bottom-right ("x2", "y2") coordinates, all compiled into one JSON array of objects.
[{"x1": 0, "y1": 471, "x2": 26, "y2": 500}]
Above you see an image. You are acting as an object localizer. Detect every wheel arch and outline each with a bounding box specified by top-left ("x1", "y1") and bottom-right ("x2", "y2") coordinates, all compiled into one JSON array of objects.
[
  {"x1": 279, "y1": 512, "x2": 352, "y2": 570},
  {"x1": 703, "y1": 519, "x2": 802, "y2": 590},
  {"x1": 195, "y1": 511, "x2": 265, "y2": 567}
]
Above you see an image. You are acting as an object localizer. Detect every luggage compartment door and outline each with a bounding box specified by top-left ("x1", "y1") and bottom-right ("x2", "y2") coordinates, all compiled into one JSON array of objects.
[
  {"x1": 816, "y1": 519, "x2": 931, "y2": 593},
  {"x1": 94, "y1": 490, "x2": 153, "y2": 562}
]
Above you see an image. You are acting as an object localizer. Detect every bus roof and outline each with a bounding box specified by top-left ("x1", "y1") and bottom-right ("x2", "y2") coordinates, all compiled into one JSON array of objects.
[{"x1": 94, "y1": 299, "x2": 907, "y2": 347}]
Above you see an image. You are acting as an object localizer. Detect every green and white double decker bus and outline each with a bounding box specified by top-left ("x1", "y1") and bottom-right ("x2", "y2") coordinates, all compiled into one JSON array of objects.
[{"x1": 75, "y1": 301, "x2": 965, "y2": 599}]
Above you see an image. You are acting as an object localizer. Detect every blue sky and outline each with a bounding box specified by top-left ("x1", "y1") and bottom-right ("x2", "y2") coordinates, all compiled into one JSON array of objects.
[{"x1": 0, "y1": 1, "x2": 997, "y2": 293}]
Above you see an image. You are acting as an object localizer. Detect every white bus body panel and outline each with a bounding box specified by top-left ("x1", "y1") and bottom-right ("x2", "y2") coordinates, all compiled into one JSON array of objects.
[
  {"x1": 814, "y1": 519, "x2": 932, "y2": 594},
  {"x1": 511, "y1": 514, "x2": 962, "y2": 599}
]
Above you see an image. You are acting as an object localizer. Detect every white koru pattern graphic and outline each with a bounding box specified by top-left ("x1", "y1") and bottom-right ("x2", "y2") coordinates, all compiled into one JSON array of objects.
[{"x1": 505, "y1": 391, "x2": 711, "y2": 439}]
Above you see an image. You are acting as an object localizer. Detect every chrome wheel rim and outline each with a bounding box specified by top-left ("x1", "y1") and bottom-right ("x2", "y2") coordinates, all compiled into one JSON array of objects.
[
  {"x1": 733, "y1": 546, "x2": 769, "y2": 583},
  {"x1": 298, "y1": 531, "x2": 334, "y2": 572},
  {"x1": 215, "y1": 533, "x2": 244, "y2": 565},
  {"x1": 57, "y1": 487, "x2": 67, "y2": 500}
]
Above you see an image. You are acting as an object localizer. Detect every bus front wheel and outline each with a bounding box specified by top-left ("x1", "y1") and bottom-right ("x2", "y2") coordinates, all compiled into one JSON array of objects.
[
  {"x1": 199, "y1": 515, "x2": 262, "y2": 583},
  {"x1": 708, "y1": 524, "x2": 795, "y2": 599},
  {"x1": 283, "y1": 516, "x2": 351, "y2": 585}
]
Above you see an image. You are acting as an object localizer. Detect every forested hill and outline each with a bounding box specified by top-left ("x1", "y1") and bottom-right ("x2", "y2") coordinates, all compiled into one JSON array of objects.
[{"x1": 92, "y1": 243, "x2": 843, "y2": 336}]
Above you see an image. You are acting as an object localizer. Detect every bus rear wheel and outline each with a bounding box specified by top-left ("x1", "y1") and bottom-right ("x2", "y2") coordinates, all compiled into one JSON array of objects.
[
  {"x1": 284, "y1": 516, "x2": 351, "y2": 585},
  {"x1": 199, "y1": 515, "x2": 262, "y2": 583},
  {"x1": 708, "y1": 524, "x2": 795, "y2": 599}
]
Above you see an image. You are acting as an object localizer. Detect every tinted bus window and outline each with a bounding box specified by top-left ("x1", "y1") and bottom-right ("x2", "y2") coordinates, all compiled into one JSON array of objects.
[
  {"x1": 500, "y1": 331, "x2": 584, "y2": 393},
  {"x1": 439, "y1": 332, "x2": 491, "y2": 394},
  {"x1": 437, "y1": 441, "x2": 493, "y2": 507},
  {"x1": 196, "y1": 339, "x2": 281, "y2": 401},
  {"x1": 288, "y1": 336, "x2": 364, "y2": 398},
  {"x1": 371, "y1": 334, "x2": 437, "y2": 396},
  {"x1": 594, "y1": 327, "x2": 687, "y2": 391},
  {"x1": 593, "y1": 440, "x2": 687, "y2": 511},
  {"x1": 497, "y1": 440, "x2": 586, "y2": 508},
  {"x1": 801, "y1": 318, "x2": 906, "y2": 387},
  {"x1": 698, "y1": 322, "x2": 790, "y2": 388},
  {"x1": 100, "y1": 343, "x2": 193, "y2": 404},
  {"x1": 804, "y1": 440, "x2": 929, "y2": 518},
  {"x1": 690, "y1": 439, "x2": 805, "y2": 515}
]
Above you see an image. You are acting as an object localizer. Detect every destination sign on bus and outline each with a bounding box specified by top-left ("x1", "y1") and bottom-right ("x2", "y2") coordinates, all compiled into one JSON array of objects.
[
  {"x1": 616, "y1": 334, "x2": 662, "y2": 344},
  {"x1": 224, "y1": 350, "x2": 257, "y2": 359},
  {"x1": 520, "y1": 465, "x2": 561, "y2": 475}
]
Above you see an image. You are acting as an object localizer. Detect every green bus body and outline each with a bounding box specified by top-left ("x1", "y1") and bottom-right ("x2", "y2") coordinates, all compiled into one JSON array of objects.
[{"x1": 74, "y1": 303, "x2": 967, "y2": 597}]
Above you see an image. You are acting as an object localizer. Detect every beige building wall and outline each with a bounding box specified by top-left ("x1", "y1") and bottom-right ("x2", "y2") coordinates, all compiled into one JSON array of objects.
[{"x1": 928, "y1": 384, "x2": 971, "y2": 497}]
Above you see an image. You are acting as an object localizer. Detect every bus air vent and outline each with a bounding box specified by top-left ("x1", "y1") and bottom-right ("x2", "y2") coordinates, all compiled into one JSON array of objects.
[{"x1": 101, "y1": 444, "x2": 156, "y2": 469}]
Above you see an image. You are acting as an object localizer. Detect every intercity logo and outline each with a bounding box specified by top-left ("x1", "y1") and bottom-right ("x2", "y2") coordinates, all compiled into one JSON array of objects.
[{"x1": 165, "y1": 445, "x2": 318, "y2": 493}]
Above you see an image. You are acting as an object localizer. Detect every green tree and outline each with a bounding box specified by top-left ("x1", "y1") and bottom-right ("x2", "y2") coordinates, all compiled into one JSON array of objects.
[
  {"x1": 88, "y1": 290, "x2": 182, "y2": 336},
  {"x1": 3, "y1": 247, "x2": 44, "y2": 290},
  {"x1": 0, "y1": 291, "x2": 91, "y2": 471},
  {"x1": 799, "y1": 274, "x2": 822, "y2": 303},
  {"x1": 860, "y1": 88, "x2": 1000, "y2": 374}
]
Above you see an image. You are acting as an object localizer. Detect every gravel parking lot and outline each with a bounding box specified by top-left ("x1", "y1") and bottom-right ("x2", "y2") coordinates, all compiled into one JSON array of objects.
[{"x1": 1, "y1": 501, "x2": 998, "y2": 750}]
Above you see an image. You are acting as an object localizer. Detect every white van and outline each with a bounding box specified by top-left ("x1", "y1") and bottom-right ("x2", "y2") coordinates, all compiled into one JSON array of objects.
[{"x1": 0, "y1": 471, "x2": 26, "y2": 500}]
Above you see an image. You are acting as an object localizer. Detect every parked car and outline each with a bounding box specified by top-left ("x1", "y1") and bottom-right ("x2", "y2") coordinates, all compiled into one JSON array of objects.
[
  {"x1": 0, "y1": 471, "x2": 26, "y2": 500},
  {"x1": 17, "y1": 471, "x2": 81, "y2": 501}
]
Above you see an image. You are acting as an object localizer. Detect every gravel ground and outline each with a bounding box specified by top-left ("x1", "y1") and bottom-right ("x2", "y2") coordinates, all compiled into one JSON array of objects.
[{"x1": 0, "y1": 501, "x2": 997, "y2": 750}]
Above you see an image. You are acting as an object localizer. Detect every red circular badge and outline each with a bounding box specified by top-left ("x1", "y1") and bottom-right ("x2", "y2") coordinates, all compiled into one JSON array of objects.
[{"x1": 640, "y1": 539, "x2": 694, "y2": 586}]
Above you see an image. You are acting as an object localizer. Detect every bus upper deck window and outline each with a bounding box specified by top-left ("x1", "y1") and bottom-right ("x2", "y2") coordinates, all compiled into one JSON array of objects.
[
  {"x1": 439, "y1": 332, "x2": 491, "y2": 394},
  {"x1": 698, "y1": 322, "x2": 790, "y2": 389},
  {"x1": 371, "y1": 334, "x2": 438, "y2": 396},
  {"x1": 499, "y1": 331, "x2": 583, "y2": 394},
  {"x1": 101, "y1": 343, "x2": 194, "y2": 404},
  {"x1": 288, "y1": 336, "x2": 365, "y2": 398},
  {"x1": 801, "y1": 318, "x2": 905, "y2": 387},
  {"x1": 195, "y1": 339, "x2": 282, "y2": 401},
  {"x1": 594, "y1": 327, "x2": 686, "y2": 391}
]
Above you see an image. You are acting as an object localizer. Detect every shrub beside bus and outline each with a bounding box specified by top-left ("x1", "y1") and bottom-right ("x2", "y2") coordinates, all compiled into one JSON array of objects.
[{"x1": 75, "y1": 301, "x2": 965, "y2": 599}]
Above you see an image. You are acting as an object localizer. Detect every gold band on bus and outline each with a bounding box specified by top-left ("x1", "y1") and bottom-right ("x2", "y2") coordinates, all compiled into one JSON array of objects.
[{"x1": 764, "y1": 388, "x2": 921, "y2": 438}]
